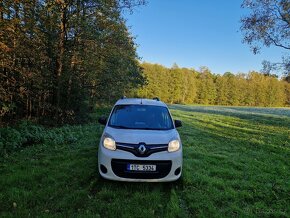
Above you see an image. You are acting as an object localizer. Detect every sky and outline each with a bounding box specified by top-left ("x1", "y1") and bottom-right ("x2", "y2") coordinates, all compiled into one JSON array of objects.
[{"x1": 125, "y1": 0, "x2": 285, "y2": 74}]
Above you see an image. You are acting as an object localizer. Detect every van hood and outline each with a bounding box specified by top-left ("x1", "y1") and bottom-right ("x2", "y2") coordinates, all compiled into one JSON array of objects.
[{"x1": 103, "y1": 126, "x2": 179, "y2": 144}]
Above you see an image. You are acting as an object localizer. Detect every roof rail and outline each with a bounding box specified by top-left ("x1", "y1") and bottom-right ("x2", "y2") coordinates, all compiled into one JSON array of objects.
[
  {"x1": 153, "y1": 97, "x2": 160, "y2": 101},
  {"x1": 121, "y1": 96, "x2": 127, "y2": 99}
]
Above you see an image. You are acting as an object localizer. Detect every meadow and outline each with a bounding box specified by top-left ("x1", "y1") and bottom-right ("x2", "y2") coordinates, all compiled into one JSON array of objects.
[{"x1": 0, "y1": 105, "x2": 289, "y2": 217}]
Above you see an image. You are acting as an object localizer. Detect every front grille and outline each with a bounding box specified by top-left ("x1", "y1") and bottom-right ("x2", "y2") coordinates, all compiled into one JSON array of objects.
[
  {"x1": 116, "y1": 142, "x2": 168, "y2": 157},
  {"x1": 111, "y1": 159, "x2": 172, "y2": 179}
]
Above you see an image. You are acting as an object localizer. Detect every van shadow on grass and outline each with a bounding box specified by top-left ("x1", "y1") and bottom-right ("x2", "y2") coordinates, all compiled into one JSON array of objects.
[{"x1": 86, "y1": 169, "x2": 186, "y2": 217}]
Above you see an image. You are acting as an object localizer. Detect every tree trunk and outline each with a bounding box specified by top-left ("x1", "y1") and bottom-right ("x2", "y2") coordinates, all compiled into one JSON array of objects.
[{"x1": 56, "y1": 4, "x2": 67, "y2": 117}]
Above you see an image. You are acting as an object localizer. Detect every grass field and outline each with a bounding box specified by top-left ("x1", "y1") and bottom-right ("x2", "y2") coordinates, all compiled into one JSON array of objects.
[{"x1": 0, "y1": 105, "x2": 289, "y2": 217}]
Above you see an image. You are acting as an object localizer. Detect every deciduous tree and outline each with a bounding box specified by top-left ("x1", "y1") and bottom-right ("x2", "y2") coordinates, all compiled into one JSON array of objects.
[{"x1": 241, "y1": 0, "x2": 290, "y2": 75}]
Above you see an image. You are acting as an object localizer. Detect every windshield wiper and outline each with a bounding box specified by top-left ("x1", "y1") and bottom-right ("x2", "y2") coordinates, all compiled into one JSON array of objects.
[
  {"x1": 109, "y1": 125, "x2": 170, "y2": 130},
  {"x1": 134, "y1": 127, "x2": 169, "y2": 130},
  {"x1": 109, "y1": 125, "x2": 132, "y2": 129}
]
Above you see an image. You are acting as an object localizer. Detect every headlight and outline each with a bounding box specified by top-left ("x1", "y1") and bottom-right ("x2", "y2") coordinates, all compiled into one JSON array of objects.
[
  {"x1": 168, "y1": 140, "x2": 180, "y2": 152},
  {"x1": 103, "y1": 137, "x2": 116, "y2": 151}
]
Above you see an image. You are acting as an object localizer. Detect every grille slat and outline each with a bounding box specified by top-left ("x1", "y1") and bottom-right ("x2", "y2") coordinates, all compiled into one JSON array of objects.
[{"x1": 116, "y1": 142, "x2": 168, "y2": 157}]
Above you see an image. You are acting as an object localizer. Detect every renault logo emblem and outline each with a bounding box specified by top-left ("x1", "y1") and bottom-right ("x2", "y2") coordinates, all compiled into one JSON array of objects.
[{"x1": 138, "y1": 144, "x2": 146, "y2": 154}]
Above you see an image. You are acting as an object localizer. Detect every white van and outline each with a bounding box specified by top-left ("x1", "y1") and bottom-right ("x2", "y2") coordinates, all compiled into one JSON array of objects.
[{"x1": 98, "y1": 98, "x2": 183, "y2": 182}]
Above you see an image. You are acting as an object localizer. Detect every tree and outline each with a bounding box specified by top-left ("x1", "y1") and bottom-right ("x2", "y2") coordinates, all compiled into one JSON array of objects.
[
  {"x1": 266, "y1": 76, "x2": 286, "y2": 106},
  {"x1": 225, "y1": 72, "x2": 240, "y2": 105},
  {"x1": 0, "y1": 0, "x2": 146, "y2": 125},
  {"x1": 196, "y1": 67, "x2": 216, "y2": 105},
  {"x1": 183, "y1": 68, "x2": 197, "y2": 104},
  {"x1": 169, "y1": 66, "x2": 183, "y2": 104},
  {"x1": 215, "y1": 75, "x2": 228, "y2": 105},
  {"x1": 285, "y1": 81, "x2": 290, "y2": 105},
  {"x1": 240, "y1": 0, "x2": 290, "y2": 75}
]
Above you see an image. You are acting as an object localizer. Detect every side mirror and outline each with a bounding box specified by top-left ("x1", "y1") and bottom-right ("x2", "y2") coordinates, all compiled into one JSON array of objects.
[
  {"x1": 98, "y1": 116, "x2": 107, "y2": 125},
  {"x1": 174, "y1": 120, "x2": 182, "y2": 128}
]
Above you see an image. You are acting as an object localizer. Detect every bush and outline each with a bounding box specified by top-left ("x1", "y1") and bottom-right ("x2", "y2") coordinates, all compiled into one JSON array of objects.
[{"x1": 0, "y1": 121, "x2": 97, "y2": 157}]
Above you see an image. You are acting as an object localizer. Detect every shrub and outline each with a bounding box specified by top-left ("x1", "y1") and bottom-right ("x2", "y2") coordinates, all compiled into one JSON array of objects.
[{"x1": 0, "y1": 122, "x2": 79, "y2": 157}]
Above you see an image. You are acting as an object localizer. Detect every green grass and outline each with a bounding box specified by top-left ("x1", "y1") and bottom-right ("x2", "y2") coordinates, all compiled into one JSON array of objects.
[{"x1": 0, "y1": 105, "x2": 289, "y2": 217}]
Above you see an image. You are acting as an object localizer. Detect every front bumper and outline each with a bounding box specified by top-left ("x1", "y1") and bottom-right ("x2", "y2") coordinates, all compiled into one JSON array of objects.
[{"x1": 98, "y1": 144, "x2": 182, "y2": 182}]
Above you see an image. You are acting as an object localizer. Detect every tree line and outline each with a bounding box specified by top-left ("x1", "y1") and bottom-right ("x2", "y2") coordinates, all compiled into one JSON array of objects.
[
  {"x1": 0, "y1": 0, "x2": 145, "y2": 125},
  {"x1": 1, "y1": 0, "x2": 289, "y2": 126},
  {"x1": 136, "y1": 63, "x2": 290, "y2": 107}
]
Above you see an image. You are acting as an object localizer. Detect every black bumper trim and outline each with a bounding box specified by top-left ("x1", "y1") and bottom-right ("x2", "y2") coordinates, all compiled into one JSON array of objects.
[{"x1": 111, "y1": 159, "x2": 172, "y2": 179}]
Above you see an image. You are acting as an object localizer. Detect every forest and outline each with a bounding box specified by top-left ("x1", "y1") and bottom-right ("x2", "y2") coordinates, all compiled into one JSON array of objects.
[
  {"x1": 0, "y1": 0, "x2": 145, "y2": 125},
  {"x1": 1, "y1": 0, "x2": 290, "y2": 126},
  {"x1": 137, "y1": 63, "x2": 290, "y2": 107}
]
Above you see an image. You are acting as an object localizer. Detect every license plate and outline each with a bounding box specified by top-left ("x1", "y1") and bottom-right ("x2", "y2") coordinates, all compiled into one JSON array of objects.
[{"x1": 127, "y1": 164, "x2": 156, "y2": 171}]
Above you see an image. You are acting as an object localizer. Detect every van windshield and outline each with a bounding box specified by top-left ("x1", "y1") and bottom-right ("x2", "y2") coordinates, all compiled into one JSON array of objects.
[{"x1": 108, "y1": 105, "x2": 174, "y2": 130}]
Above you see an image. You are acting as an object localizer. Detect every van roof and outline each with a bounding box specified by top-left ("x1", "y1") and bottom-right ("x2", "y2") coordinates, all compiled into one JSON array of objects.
[{"x1": 115, "y1": 98, "x2": 167, "y2": 107}]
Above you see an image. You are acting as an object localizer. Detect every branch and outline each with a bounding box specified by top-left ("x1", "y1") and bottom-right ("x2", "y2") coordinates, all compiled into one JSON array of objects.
[
  {"x1": 268, "y1": 35, "x2": 290, "y2": 50},
  {"x1": 275, "y1": 4, "x2": 290, "y2": 27}
]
